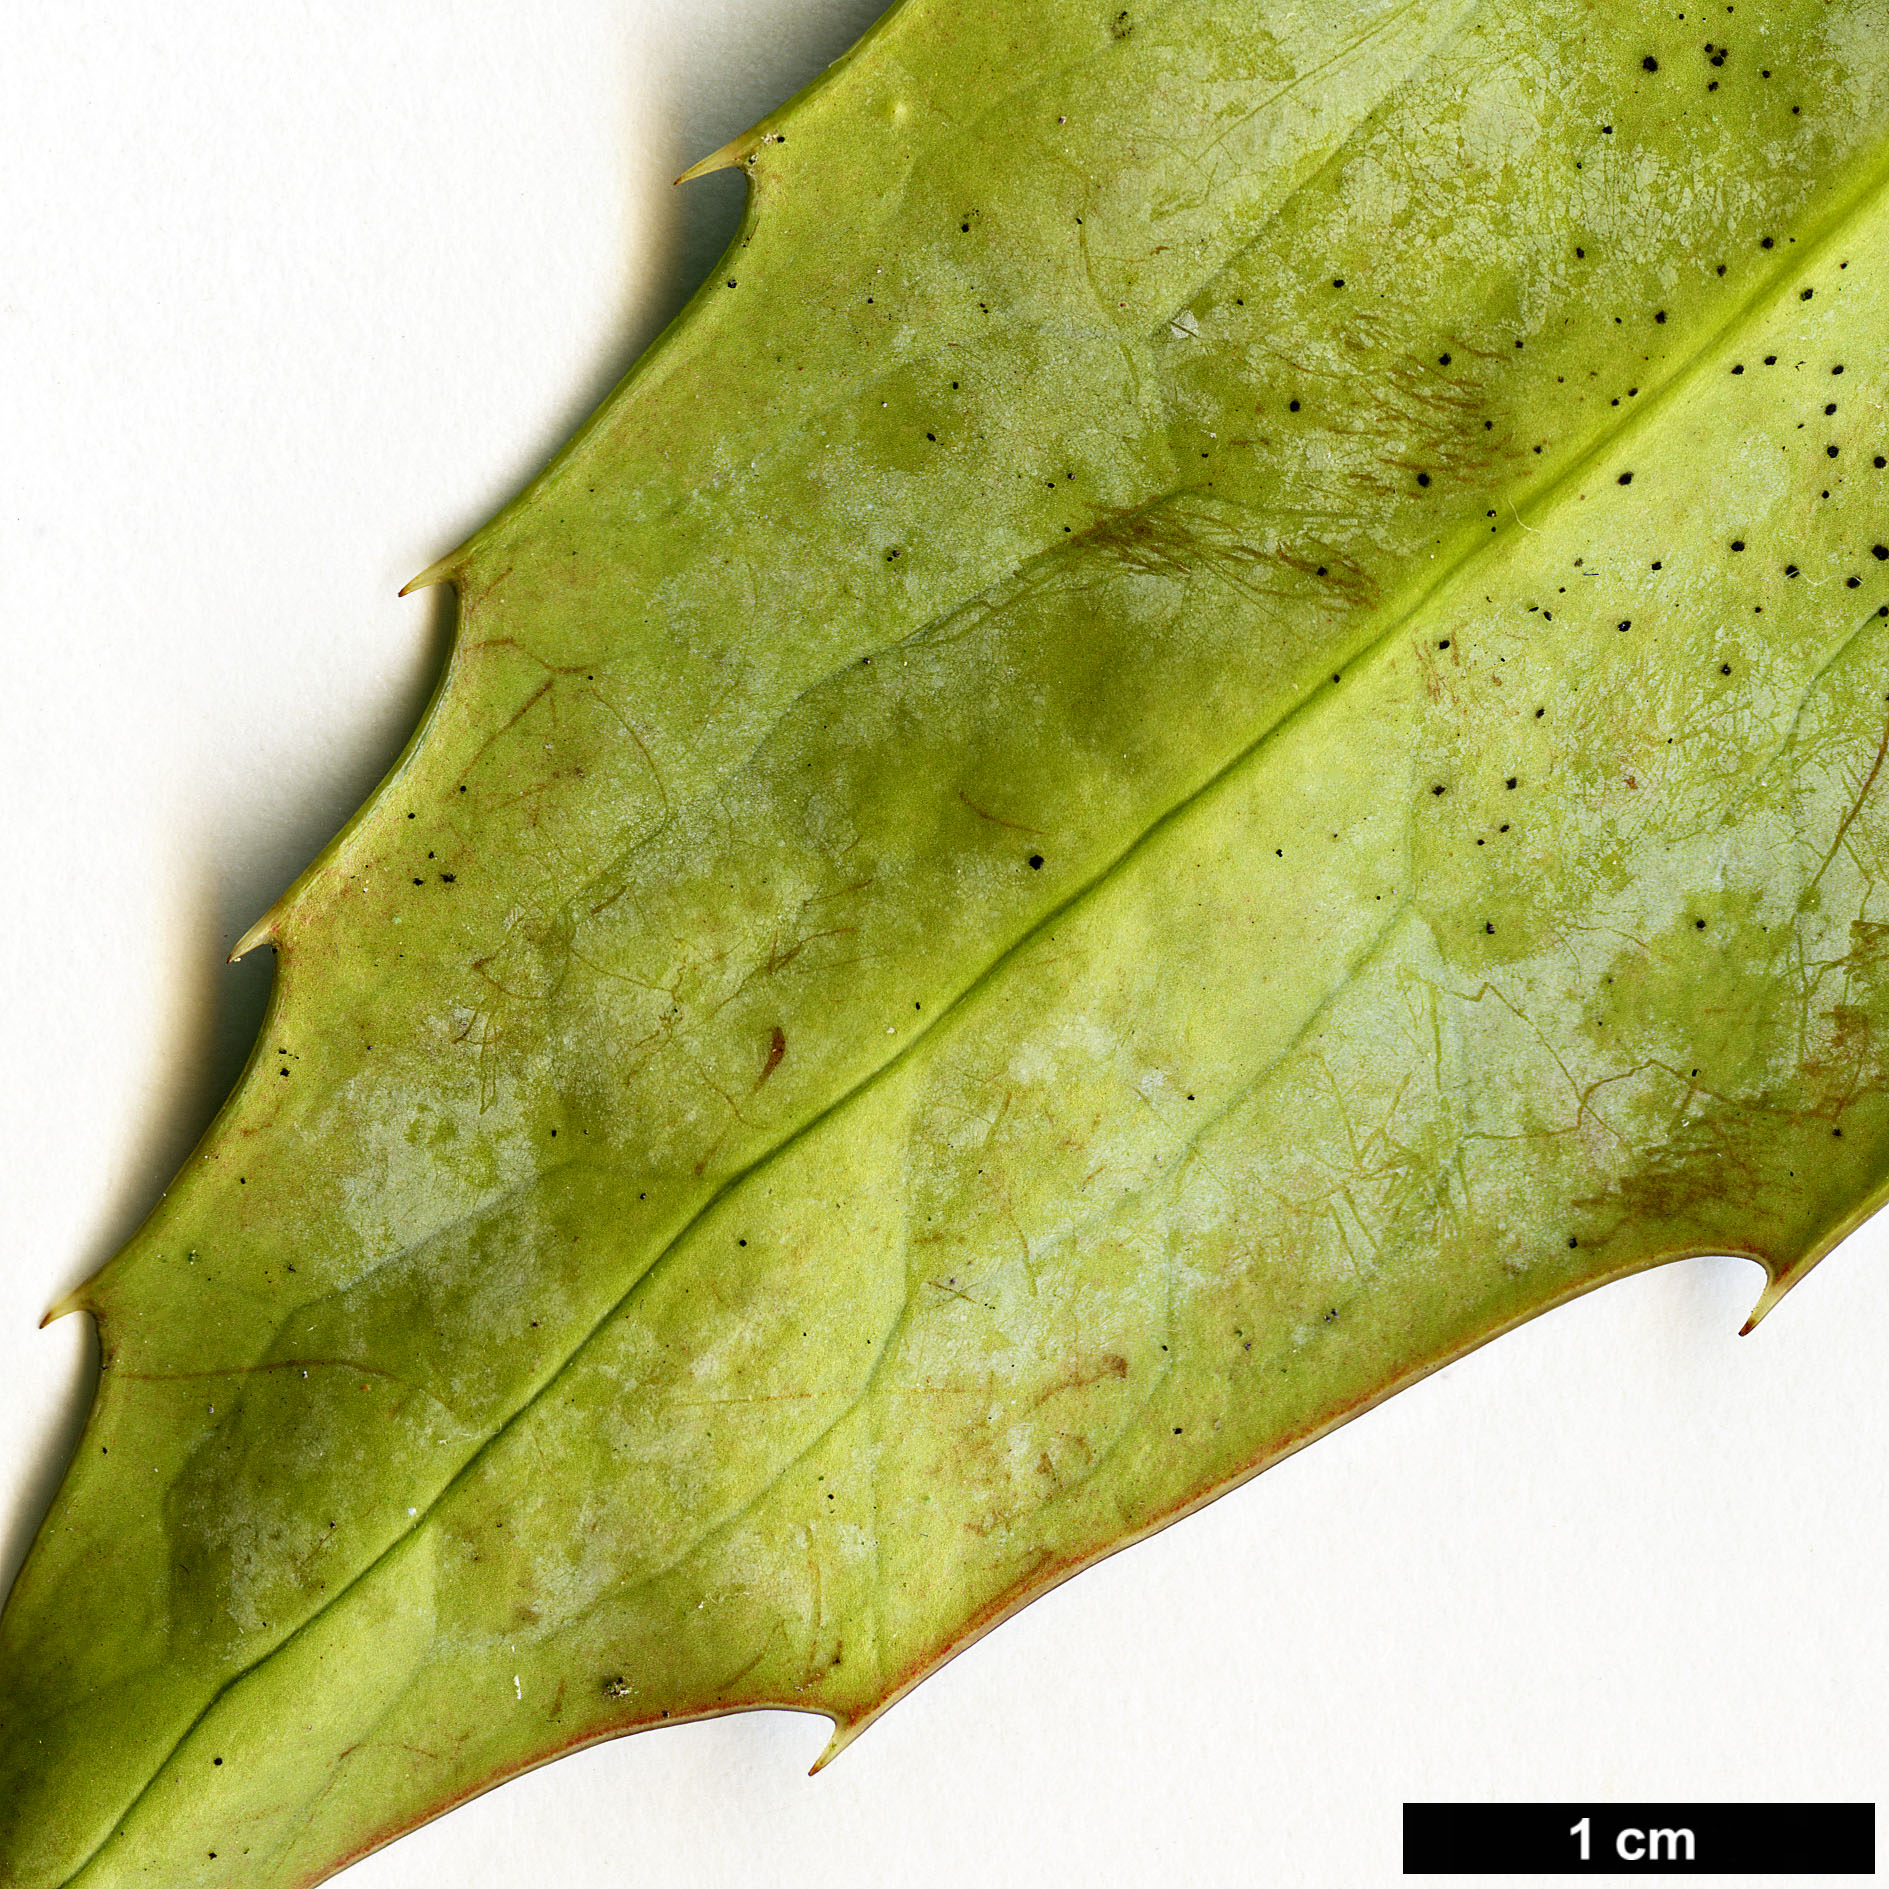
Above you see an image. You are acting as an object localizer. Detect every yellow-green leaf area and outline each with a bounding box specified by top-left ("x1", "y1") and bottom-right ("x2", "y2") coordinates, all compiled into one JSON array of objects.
[{"x1": 7, "y1": 0, "x2": 1889, "y2": 1883}]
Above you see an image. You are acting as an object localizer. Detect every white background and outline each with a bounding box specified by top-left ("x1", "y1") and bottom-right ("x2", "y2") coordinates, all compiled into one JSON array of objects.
[{"x1": 2, "y1": 5, "x2": 1884, "y2": 1885}]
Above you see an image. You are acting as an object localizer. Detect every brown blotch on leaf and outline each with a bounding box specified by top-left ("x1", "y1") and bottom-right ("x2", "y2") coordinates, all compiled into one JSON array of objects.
[{"x1": 758, "y1": 1025, "x2": 787, "y2": 1088}]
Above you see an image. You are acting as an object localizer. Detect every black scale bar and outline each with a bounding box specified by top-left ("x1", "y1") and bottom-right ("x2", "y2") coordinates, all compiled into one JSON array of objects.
[{"x1": 1404, "y1": 1803, "x2": 1875, "y2": 1874}]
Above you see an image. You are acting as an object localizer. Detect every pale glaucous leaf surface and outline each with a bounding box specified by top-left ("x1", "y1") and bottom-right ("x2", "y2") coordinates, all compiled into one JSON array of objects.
[{"x1": 6, "y1": 0, "x2": 1889, "y2": 1882}]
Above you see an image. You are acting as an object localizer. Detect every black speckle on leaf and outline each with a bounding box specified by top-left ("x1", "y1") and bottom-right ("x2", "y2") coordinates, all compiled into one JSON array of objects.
[
  {"x1": 1028, "y1": 854, "x2": 1045, "y2": 869},
  {"x1": 1617, "y1": 471, "x2": 1633, "y2": 485},
  {"x1": 1642, "y1": 54, "x2": 1659, "y2": 70}
]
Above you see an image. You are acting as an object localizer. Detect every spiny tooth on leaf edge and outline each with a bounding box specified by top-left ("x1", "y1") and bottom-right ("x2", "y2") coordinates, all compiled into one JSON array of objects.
[
  {"x1": 227, "y1": 912, "x2": 278, "y2": 963},
  {"x1": 398, "y1": 552, "x2": 463, "y2": 597},
  {"x1": 675, "y1": 132, "x2": 758, "y2": 184}
]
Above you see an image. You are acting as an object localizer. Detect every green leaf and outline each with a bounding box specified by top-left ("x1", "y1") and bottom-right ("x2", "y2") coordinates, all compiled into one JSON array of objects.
[{"x1": 7, "y1": 2, "x2": 1889, "y2": 1883}]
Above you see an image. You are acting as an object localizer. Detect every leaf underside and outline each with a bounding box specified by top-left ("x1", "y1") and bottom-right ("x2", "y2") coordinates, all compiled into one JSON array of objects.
[{"x1": 8, "y1": 0, "x2": 1889, "y2": 1882}]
